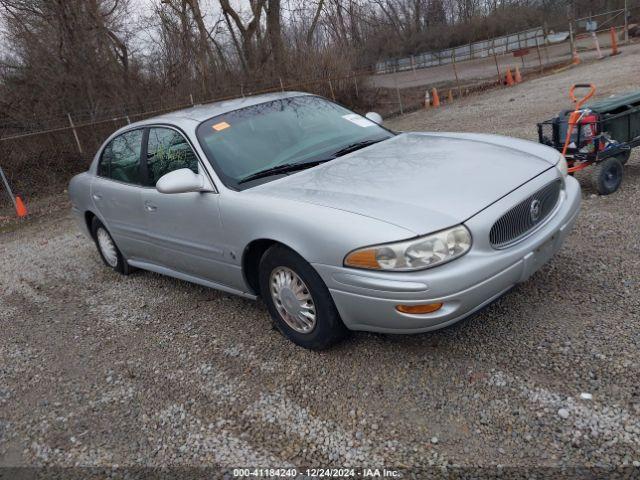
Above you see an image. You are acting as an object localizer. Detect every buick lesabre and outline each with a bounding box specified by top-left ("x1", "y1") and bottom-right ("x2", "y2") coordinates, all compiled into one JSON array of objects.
[{"x1": 69, "y1": 92, "x2": 581, "y2": 349}]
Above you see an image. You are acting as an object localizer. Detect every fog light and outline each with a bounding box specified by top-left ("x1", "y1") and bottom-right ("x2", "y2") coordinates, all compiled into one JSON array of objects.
[{"x1": 396, "y1": 303, "x2": 443, "y2": 314}]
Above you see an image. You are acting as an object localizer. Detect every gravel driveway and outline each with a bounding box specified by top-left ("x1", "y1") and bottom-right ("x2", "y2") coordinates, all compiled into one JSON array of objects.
[{"x1": 1, "y1": 47, "x2": 640, "y2": 476}]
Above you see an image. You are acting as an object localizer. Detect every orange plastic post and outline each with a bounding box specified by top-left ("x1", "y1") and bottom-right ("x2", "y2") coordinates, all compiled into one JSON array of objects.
[
  {"x1": 572, "y1": 49, "x2": 581, "y2": 65},
  {"x1": 431, "y1": 88, "x2": 440, "y2": 107},
  {"x1": 505, "y1": 68, "x2": 514, "y2": 86},
  {"x1": 610, "y1": 27, "x2": 619, "y2": 56},
  {"x1": 447, "y1": 89, "x2": 453, "y2": 103},
  {"x1": 514, "y1": 66, "x2": 522, "y2": 83},
  {"x1": 15, "y1": 195, "x2": 28, "y2": 218}
]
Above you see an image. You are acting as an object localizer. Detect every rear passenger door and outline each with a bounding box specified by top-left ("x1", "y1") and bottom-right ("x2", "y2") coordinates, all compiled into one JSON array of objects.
[
  {"x1": 91, "y1": 128, "x2": 149, "y2": 261},
  {"x1": 140, "y1": 126, "x2": 229, "y2": 283}
]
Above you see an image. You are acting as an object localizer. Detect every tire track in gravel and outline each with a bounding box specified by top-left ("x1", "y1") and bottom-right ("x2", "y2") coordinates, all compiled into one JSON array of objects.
[
  {"x1": 488, "y1": 371, "x2": 640, "y2": 446},
  {"x1": 0, "y1": 218, "x2": 398, "y2": 467},
  {"x1": 3, "y1": 133, "x2": 640, "y2": 471},
  {"x1": 143, "y1": 404, "x2": 293, "y2": 468},
  {"x1": 243, "y1": 392, "x2": 385, "y2": 465}
]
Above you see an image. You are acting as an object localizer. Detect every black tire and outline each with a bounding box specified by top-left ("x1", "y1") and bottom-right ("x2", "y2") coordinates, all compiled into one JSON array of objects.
[
  {"x1": 259, "y1": 245, "x2": 348, "y2": 350},
  {"x1": 615, "y1": 150, "x2": 631, "y2": 165},
  {"x1": 592, "y1": 157, "x2": 623, "y2": 195},
  {"x1": 90, "y1": 217, "x2": 131, "y2": 275}
]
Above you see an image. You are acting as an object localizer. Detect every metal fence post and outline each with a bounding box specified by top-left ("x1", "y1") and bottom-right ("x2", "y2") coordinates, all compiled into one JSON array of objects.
[
  {"x1": 568, "y1": 20, "x2": 575, "y2": 57},
  {"x1": 624, "y1": 0, "x2": 629, "y2": 43},
  {"x1": 492, "y1": 40, "x2": 501, "y2": 84},
  {"x1": 190, "y1": 93, "x2": 195, "y2": 105},
  {"x1": 396, "y1": 85, "x2": 403, "y2": 115},
  {"x1": 353, "y1": 75, "x2": 359, "y2": 98},
  {"x1": 452, "y1": 51, "x2": 462, "y2": 97},
  {"x1": 535, "y1": 37, "x2": 543, "y2": 73},
  {"x1": 328, "y1": 79, "x2": 336, "y2": 101},
  {"x1": 67, "y1": 113, "x2": 83, "y2": 154},
  {"x1": 0, "y1": 166, "x2": 18, "y2": 211}
]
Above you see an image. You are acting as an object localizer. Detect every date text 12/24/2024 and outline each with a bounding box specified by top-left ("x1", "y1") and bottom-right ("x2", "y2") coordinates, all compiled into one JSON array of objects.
[{"x1": 232, "y1": 468, "x2": 401, "y2": 477}]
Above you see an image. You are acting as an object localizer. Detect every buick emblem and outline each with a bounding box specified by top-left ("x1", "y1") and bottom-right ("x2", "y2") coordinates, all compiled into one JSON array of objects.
[{"x1": 530, "y1": 199, "x2": 542, "y2": 222}]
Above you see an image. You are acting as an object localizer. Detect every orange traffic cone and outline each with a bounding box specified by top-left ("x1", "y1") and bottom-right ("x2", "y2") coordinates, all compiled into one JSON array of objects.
[
  {"x1": 431, "y1": 88, "x2": 440, "y2": 107},
  {"x1": 514, "y1": 66, "x2": 522, "y2": 83},
  {"x1": 505, "y1": 68, "x2": 514, "y2": 86},
  {"x1": 610, "y1": 27, "x2": 619, "y2": 56},
  {"x1": 424, "y1": 90, "x2": 430, "y2": 108},
  {"x1": 572, "y1": 49, "x2": 581, "y2": 65},
  {"x1": 15, "y1": 195, "x2": 28, "y2": 218},
  {"x1": 447, "y1": 89, "x2": 453, "y2": 103}
]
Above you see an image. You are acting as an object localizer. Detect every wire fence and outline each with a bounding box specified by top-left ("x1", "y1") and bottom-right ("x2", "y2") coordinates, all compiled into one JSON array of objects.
[
  {"x1": 375, "y1": 26, "x2": 546, "y2": 74},
  {"x1": 0, "y1": 7, "x2": 636, "y2": 210}
]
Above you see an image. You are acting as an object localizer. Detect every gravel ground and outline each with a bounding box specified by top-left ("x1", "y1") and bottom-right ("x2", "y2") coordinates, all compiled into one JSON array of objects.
[{"x1": 1, "y1": 48, "x2": 640, "y2": 477}]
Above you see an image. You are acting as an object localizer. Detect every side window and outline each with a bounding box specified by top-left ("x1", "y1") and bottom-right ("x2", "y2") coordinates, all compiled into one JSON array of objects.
[
  {"x1": 98, "y1": 129, "x2": 144, "y2": 184},
  {"x1": 146, "y1": 127, "x2": 199, "y2": 186}
]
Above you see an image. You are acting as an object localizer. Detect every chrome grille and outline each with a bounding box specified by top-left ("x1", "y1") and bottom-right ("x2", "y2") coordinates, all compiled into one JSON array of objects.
[{"x1": 489, "y1": 179, "x2": 562, "y2": 248}]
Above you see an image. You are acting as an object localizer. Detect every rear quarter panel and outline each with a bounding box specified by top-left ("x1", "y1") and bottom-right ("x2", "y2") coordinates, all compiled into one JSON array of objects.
[{"x1": 68, "y1": 172, "x2": 95, "y2": 238}]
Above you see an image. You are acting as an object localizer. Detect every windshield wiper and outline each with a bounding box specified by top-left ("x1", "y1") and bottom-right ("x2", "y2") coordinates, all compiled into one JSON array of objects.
[
  {"x1": 237, "y1": 138, "x2": 386, "y2": 185},
  {"x1": 331, "y1": 138, "x2": 384, "y2": 157},
  {"x1": 237, "y1": 159, "x2": 330, "y2": 184}
]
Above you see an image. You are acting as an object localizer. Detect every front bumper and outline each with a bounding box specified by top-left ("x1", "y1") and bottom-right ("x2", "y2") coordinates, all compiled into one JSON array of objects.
[{"x1": 313, "y1": 171, "x2": 581, "y2": 333}]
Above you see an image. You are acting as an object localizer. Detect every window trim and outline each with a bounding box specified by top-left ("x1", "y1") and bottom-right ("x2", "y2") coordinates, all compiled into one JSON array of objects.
[
  {"x1": 96, "y1": 127, "x2": 146, "y2": 186},
  {"x1": 142, "y1": 123, "x2": 217, "y2": 193},
  {"x1": 95, "y1": 124, "x2": 218, "y2": 193},
  {"x1": 144, "y1": 125, "x2": 202, "y2": 188}
]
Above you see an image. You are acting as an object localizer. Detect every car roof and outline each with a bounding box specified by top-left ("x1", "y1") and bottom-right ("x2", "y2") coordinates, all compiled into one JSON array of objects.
[{"x1": 130, "y1": 91, "x2": 312, "y2": 129}]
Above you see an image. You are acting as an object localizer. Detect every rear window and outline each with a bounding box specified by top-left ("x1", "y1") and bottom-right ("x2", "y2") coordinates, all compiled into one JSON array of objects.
[{"x1": 98, "y1": 129, "x2": 144, "y2": 184}]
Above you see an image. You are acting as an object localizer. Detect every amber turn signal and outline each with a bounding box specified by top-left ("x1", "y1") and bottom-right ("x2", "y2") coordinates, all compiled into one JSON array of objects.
[
  {"x1": 344, "y1": 249, "x2": 379, "y2": 269},
  {"x1": 395, "y1": 303, "x2": 443, "y2": 314}
]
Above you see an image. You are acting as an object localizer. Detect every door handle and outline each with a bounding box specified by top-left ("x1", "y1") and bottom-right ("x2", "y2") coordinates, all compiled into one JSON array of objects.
[
  {"x1": 144, "y1": 201, "x2": 158, "y2": 212},
  {"x1": 92, "y1": 193, "x2": 102, "y2": 201}
]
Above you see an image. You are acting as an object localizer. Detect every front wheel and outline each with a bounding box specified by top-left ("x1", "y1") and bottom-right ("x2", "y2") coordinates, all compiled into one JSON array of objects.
[
  {"x1": 259, "y1": 245, "x2": 348, "y2": 350},
  {"x1": 592, "y1": 157, "x2": 623, "y2": 195}
]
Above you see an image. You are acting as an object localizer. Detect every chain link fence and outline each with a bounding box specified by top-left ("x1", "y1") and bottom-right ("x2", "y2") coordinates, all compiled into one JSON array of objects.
[{"x1": 0, "y1": 6, "x2": 636, "y2": 212}]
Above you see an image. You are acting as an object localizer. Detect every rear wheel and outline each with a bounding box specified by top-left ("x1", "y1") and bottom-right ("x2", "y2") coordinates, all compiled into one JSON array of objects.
[
  {"x1": 259, "y1": 245, "x2": 348, "y2": 350},
  {"x1": 592, "y1": 157, "x2": 623, "y2": 195},
  {"x1": 91, "y1": 217, "x2": 131, "y2": 275}
]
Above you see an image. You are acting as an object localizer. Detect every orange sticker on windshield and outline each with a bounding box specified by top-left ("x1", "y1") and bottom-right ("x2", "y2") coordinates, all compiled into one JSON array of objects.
[{"x1": 212, "y1": 122, "x2": 230, "y2": 131}]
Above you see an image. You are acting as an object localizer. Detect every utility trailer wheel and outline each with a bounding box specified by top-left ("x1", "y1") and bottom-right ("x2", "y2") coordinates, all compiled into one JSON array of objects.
[
  {"x1": 615, "y1": 150, "x2": 631, "y2": 165},
  {"x1": 592, "y1": 157, "x2": 623, "y2": 195}
]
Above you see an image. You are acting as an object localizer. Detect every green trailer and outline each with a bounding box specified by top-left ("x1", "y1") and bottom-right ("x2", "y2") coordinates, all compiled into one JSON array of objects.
[
  {"x1": 588, "y1": 91, "x2": 640, "y2": 147},
  {"x1": 538, "y1": 88, "x2": 640, "y2": 195}
]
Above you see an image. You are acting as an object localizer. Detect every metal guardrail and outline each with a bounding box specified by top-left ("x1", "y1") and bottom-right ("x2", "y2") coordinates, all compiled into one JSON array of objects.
[{"x1": 375, "y1": 26, "x2": 545, "y2": 74}]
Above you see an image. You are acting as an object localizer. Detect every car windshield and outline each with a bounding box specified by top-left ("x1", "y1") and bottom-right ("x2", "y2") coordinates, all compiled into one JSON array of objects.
[{"x1": 196, "y1": 95, "x2": 393, "y2": 189}]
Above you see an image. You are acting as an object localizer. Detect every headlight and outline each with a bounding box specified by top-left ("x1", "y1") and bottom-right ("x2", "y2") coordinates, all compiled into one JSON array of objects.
[
  {"x1": 556, "y1": 155, "x2": 568, "y2": 178},
  {"x1": 344, "y1": 225, "x2": 472, "y2": 271}
]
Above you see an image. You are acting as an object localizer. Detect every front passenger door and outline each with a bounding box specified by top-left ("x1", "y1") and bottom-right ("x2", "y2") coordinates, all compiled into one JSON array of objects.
[{"x1": 141, "y1": 127, "x2": 228, "y2": 283}]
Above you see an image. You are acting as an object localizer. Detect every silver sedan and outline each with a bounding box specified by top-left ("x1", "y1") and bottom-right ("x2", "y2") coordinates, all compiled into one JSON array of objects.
[{"x1": 68, "y1": 92, "x2": 581, "y2": 349}]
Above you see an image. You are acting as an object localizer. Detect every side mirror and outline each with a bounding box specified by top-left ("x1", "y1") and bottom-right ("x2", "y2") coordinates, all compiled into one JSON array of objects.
[
  {"x1": 365, "y1": 112, "x2": 383, "y2": 125},
  {"x1": 156, "y1": 168, "x2": 209, "y2": 194}
]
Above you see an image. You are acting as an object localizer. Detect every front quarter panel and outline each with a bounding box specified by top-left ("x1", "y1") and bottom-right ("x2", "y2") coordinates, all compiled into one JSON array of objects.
[{"x1": 220, "y1": 191, "x2": 416, "y2": 269}]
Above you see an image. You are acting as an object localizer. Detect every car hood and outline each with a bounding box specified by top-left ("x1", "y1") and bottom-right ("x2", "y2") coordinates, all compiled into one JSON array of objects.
[{"x1": 254, "y1": 132, "x2": 559, "y2": 234}]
